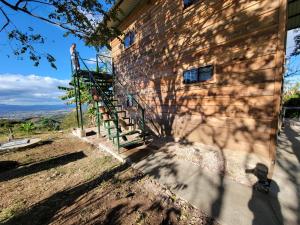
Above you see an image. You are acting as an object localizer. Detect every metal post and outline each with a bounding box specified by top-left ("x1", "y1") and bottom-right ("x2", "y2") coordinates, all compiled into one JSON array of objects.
[
  {"x1": 74, "y1": 76, "x2": 80, "y2": 128},
  {"x1": 112, "y1": 61, "x2": 115, "y2": 96},
  {"x1": 71, "y1": 60, "x2": 80, "y2": 128},
  {"x1": 115, "y1": 112, "x2": 120, "y2": 153},
  {"x1": 96, "y1": 55, "x2": 99, "y2": 73},
  {"x1": 141, "y1": 108, "x2": 145, "y2": 142},
  {"x1": 96, "y1": 101, "x2": 101, "y2": 137},
  {"x1": 76, "y1": 74, "x2": 84, "y2": 131}
]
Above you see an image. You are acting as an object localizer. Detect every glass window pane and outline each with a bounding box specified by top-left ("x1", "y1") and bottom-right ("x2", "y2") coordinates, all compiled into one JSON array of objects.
[
  {"x1": 190, "y1": 69, "x2": 198, "y2": 82},
  {"x1": 199, "y1": 66, "x2": 213, "y2": 81},
  {"x1": 183, "y1": 68, "x2": 198, "y2": 83},
  {"x1": 124, "y1": 34, "x2": 131, "y2": 48},
  {"x1": 184, "y1": 0, "x2": 195, "y2": 8},
  {"x1": 124, "y1": 31, "x2": 135, "y2": 48},
  {"x1": 130, "y1": 32, "x2": 135, "y2": 45}
]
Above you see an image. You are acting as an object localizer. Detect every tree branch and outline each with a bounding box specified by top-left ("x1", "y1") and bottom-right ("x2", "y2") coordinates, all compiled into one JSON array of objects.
[
  {"x1": 0, "y1": 7, "x2": 9, "y2": 32},
  {"x1": 0, "y1": 0, "x2": 80, "y2": 35}
]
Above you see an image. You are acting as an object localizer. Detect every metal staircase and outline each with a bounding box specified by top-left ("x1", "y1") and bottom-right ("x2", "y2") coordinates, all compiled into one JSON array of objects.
[{"x1": 71, "y1": 53, "x2": 145, "y2": 152}]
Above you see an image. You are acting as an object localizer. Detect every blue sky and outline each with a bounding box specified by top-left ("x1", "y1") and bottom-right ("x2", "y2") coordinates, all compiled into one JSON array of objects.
[
  {"x1": 0, "y1": 4, "x2": 101, "y2": 105},
  {"x1": 286, "y1": 29, "x2": 300, "y2": 85},
  {"x1": 0, "y1": 5, "x2": 299, "y2": 105},
  {"x1": 0, "y1": 7, "x2": 97, "y2": 80}
]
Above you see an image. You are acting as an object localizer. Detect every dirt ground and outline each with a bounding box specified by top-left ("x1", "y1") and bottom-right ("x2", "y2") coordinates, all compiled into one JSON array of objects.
[{"x1": 0, "y1": 132, "x2": 219, "y2": 225}]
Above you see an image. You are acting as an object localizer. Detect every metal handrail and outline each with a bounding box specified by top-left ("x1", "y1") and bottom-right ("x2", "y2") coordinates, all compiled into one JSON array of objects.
[
  {"x1": 96, "y1": 54, "x2": 144, "y2": 111},
  {"x1": 96, "y1": 54, "x2": 145, "y2": 139},
  {"x1": 112, "y1": 72, "x2": 145, "y2": 140},
  {"x1": 78, "y1": 54, "x2": 116, "y2": 114},
  {"x1": 78, "y1": 54, "x2": 121, "y2": 148}
]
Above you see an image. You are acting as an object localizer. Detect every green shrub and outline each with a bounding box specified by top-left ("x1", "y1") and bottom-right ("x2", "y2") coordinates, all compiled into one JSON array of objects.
[{"x1": 20, "y1": 122, "x2": 35, "y2": 134}]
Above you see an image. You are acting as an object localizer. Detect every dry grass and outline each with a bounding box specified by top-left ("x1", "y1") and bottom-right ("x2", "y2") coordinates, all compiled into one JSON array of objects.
[{"x1": 0, "y1": 132, "x2": 217, "y2": 225}]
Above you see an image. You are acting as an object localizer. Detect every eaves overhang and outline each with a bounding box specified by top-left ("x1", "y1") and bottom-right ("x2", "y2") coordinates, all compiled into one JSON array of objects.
[{"x1": 107, "y1": 0, "x2": 146, "y2": 28}]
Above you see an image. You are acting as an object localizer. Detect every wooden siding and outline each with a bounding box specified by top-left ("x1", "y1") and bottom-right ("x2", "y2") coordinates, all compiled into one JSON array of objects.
[{"x1": 111, "y1": 0, "x2": 287, "y2": 159}]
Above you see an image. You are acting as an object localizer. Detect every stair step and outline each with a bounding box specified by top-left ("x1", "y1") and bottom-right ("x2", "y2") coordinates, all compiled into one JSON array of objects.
[
  {"x1": 101, "y1": 110, "x2": 125, "y2": 116},
  {"x1": 104, "y1": 118, "x2": 130, "y2": 125},
  {"x1": 119, "y1": 138, "x2": 144, "y2": 148},
  {"x1": 112, "y1": 130, "x2": 140, "y2": 138},
  {"x1": 107, "y1": 123, "x2": 135, "y2": 130}
]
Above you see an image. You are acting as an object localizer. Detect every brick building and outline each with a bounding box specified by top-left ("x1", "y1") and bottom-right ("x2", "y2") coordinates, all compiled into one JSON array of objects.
[{"x1": 108, "y1": 0, "x2": 297, "y2": 168}]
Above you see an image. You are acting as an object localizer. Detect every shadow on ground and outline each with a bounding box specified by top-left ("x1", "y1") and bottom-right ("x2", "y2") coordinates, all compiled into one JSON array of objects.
[
  {"x1": 0, "y1": 151, "x2": 86, "y2": 183},
  {"x1": 2, "y1": 163, "x2": 130, "y2": 225}
]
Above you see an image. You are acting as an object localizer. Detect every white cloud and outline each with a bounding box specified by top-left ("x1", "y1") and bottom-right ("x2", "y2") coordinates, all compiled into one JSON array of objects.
[{"x1": 0, "y1": 73, "x2": 70, "y2": 105}]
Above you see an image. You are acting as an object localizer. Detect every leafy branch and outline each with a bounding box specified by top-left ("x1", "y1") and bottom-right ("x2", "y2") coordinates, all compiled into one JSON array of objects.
[{"x1": 0, "y1": 0, "x2": 121, "y2": 67}]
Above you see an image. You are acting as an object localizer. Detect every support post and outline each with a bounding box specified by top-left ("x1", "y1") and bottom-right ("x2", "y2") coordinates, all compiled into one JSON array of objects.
[
  {"x1": 71, "y1": 59, "x2": 80, "y2": 128},
  {"x1": 73, "y1": 76, "x2": 80, "y2": 128},
  {"x1": 115, "y1": 112, "x2": 120, "y2": 153},
  {"x1": 76, "y1": 73, "x2": 84, "y2": 131},
  {"x1": 96, "y1": 55, "x2": 99, "y2": 73},
  {"x1": 96, "y1": 101, "x2": 101, "y2": 137},
  {"x1": 141, "y1": 108, "x2": 145, "y2": 142}
]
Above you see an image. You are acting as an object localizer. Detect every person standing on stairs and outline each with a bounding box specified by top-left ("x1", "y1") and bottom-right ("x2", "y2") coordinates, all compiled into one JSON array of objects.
[{"x1": 70, "y1": 43, "x2": 80, "y2": 71}]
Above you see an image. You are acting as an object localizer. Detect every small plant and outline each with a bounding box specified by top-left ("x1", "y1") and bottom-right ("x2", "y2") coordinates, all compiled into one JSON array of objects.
[
  {"x1": 40, "y1": 118, "x2": 60, "y2": 131},
  {"x1": 20, "y1": 122, "x2": 35, "y2": 134},
  {"x1": 0, "y1": 200, "x2": 25, "y2": 222}
]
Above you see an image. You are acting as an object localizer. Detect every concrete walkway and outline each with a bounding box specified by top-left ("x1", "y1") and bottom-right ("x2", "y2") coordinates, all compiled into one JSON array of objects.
[
  {"x1": 76, "y1": 119, "x2": 300, "y2": 225},
  {"x1": 125, "y1": 147, "x2": 285, "y2": 225}
]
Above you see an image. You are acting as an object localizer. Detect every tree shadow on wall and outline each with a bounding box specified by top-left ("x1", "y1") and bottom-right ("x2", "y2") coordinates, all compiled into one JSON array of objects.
[{"x1": 113, "y1": 0, "x2": 285, "y2": 223}]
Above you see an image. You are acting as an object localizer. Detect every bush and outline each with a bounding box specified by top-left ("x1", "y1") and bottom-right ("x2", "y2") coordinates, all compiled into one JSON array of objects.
[
  {"x1": 39, "y1": 118, "x2": 60, "y2": 131},
  {"x1": 283, "y1": 82, "x2": 300, "y2": 118},
  {"x1": 20, "y1": 122, "x2": 35, "y2": 134}
]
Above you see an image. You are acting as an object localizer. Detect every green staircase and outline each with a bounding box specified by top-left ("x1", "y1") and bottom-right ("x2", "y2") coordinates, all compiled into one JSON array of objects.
[{"x1": 71, "y1": 54, "x2": 145, "y2": 152}]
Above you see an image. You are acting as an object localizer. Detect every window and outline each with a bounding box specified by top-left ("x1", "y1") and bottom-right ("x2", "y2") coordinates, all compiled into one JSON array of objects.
[
  {"x1": 183, "y1": 0, "x2": 197, "y2": 8},
  {"x1": 124, "y1": 31, "x2": 135, "y2": 48},
  {"x1": 183, "y1": 65, "x2": 214, "y2": 84},
  {"x1": 183, "y1": 68, "x2": 198, "y2": 84}
]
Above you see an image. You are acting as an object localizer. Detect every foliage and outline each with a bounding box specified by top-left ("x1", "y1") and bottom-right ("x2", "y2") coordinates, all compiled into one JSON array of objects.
[
  {"x1": 61, "y1": 111, "x2": 78, "y2": 129},
  {"x1": 286, "y1": 29, "x2": 300, "y2": 78},
  {"x1": 0, "y1": 0, "x2": 121, "y2": 67},
  {"x1": 283, "y1": 82, "x2": 300, "y2": 118},
  {"x1": 20, "y1": 121, "x2": 35, "y2": 134},
  {"x1": 291, "y1": 33, "x2": 300, "y2": 57},
  {"x1": 283, "y1": 82, "x2": 300, "y2": 104},
  {"x1": 58, "y1": 76, "x2": 97, "y2": 127},
  {"x1": 39, "y1": 118, "x2": 60, "y2": 131},
  {"x1": 58, "y1": 77, "x2": 91, "y2": 105}
]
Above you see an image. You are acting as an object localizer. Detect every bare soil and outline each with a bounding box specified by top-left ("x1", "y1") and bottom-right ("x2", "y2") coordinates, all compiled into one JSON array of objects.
[{"x1": 0, "y1": 132, "x2": 218, "y2": 225}]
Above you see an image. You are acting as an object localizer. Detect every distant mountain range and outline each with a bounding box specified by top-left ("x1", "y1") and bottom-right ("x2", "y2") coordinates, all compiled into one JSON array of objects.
[
  {"x1": 0, "y1": 104, "x2": 73, "y2": 113},
  {"x1": 0, "y1": 104, "x2": 75, "y2": 120}
]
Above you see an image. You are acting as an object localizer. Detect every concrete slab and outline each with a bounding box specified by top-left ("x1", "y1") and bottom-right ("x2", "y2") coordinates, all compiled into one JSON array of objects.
[
  {"x1": 130, "y1": 148, "x2": 284, "y2": 225},
  {"x1": 0, "y1": 138, "x2": 42, "y2": 152}
]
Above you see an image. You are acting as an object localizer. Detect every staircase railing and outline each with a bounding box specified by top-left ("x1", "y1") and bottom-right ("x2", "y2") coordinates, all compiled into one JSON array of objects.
[
  {"x1": 76, "y1": 54, "x2": 121, "y2": 149},
  {"x1": 114, "y1": 79, "x2": 146, "y2": 141},
  {"x1": 96, "y1": 54, "x2": 146, "y2": 141}
]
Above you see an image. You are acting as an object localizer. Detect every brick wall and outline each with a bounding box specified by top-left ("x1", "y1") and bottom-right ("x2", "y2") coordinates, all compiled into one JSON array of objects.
[{"x1": 111, "y1": 0, "x2": 287, "y2": 160}]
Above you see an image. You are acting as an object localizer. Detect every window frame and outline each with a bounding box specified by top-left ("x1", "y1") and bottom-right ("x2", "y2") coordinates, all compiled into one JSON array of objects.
[
  {"x1": 183, "y1": 0, "x2": 198, "y2": 9},
  {"x1": 123, "y1": 31, "x2": 135, "y2": 49},
  {"x1": 183, "y1": 65, "x2": 214, "y2": 84}
]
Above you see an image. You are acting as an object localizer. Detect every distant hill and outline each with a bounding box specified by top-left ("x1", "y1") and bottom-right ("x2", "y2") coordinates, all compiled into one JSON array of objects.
[
  {"x1": 0, "y1": 104, "x2": 72, "y2": 113},
  {"x1": 0, "y1": 104, "x2": 74, "y2": 120}
]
